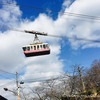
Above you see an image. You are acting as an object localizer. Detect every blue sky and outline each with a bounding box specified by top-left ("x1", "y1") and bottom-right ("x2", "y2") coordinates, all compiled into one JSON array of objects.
[
  {"x1": 15, "y1": 0, "x2": 100, "y2": 70},
  {"x1": 0, "y1": 0, "x2": 100, "y2": 79},
  {"x1": 0, "y1": 0, "x2": 100, "y2": 99},
  {"x1": 0, "y1": 0, "x2": 99, "y2": 78},
  {"x1": 16, "y1": 0, "x2": 65, "y2": 20}
]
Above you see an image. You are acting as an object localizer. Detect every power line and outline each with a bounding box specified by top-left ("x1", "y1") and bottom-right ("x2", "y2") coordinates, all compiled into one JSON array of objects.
[
  {"x1": 0, "y1": 74, "x2": 15, "y2": 79},
  {"x1": 0, "y1": 69, "x2": 16, "y2": 75},
  {"x1": 22, "y1": 76, "x2": 71, "y2": 83},
  {"x1": 1, "y1": 2, "x2": 100, "y2": 24},
  {"x1": 0, "y1": 79, "x2": 15, "y2": 87},
  {"x1": 21, "y1": 30, "x2": 100, "y2": 43},
  {"x1": 0, "y1": 2, "x2": 100, "y2": 21},
  {"x1": 0, "y1": 27, "x2": 100, "y2": 43},
  {"x1": 20, "y1": 74, "x2": 72, "y2": 83},
  {"x1": 48, "y1": 34, "x2": 100, "y2": 43},
  {"x1": 23, "y1": 77, "x2": 59, "y2": 83}
]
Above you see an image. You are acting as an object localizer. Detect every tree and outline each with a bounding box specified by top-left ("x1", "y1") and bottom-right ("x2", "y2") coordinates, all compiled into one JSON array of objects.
[
  {"x1": 10, "y1": 60, "x2": 100, "y2": 99},
  {"x1": 29, "y1": 74, "x2": 70, "y2": 100},
  {"x1": 84, "y1": 59, "x2": 100, "y2": 95},
  {"x1": 68, "y1": 65, "x2": 85, "y2": 95}
]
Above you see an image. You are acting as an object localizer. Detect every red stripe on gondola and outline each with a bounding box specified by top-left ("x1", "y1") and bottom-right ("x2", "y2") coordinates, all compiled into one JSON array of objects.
[{"x1": 24, "y1": 49, "x2": 50, "y2": 54}]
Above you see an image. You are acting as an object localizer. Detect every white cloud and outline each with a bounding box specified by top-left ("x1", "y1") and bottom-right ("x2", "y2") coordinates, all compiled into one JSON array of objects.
[
  {"x1": 58, "y1": 0, "x2": 100, "y2": 49},
  {"x1": 0, "y1": 0, "x2": 63, "y2": 85},
  {"x1": 0, "y1": 0, "x2": 100, "y2": 99},
  {"x1": 0, "y1": 1, "x2": 21, "y2": 28},
  {"x1": 62, "y1": 0, "x2": 72, "y2": 10},
  {"x1": 0, "y1": 79, "x2": 16, "y2": 100}
]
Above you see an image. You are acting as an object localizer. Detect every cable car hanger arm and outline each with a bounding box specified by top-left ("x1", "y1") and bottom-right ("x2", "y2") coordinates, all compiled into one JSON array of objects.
[{"x1": 24, "y1": 30, "x2": 47, "y2": 36}]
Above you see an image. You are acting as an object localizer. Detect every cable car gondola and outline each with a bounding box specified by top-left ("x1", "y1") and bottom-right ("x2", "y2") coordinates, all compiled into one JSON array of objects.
[{"x1": 22, "y1": 34, "x2": 50, "y2": 57}]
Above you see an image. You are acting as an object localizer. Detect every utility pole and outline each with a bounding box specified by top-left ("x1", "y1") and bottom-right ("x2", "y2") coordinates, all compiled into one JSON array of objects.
[
  {"x1": 16, "y1": 72, "x2": 20, "y2": 100},
  {"x1": 4, "y1": 72, "x2": 24, "y2": 99},
  {"x1": 78, "y1": 66, "x2": 86, "y2": 92}
]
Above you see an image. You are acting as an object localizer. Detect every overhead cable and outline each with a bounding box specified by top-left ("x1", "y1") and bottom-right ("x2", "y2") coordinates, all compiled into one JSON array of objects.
[
  {"x1": 20, "y1": 74, "x2": 73, "y2": 83},
  {"x1": 0, "y1": 80, "x2": 15, "y2": 87},
  {"x1": 48, "y1": 34, "x2": 100, "y2": 43},
  {"x1": 0, "y1": 69, "x2": 16, "y2": 75},
  {"x1": 23, "y1": 30, "x2": 100, "y2": 43},
  {"x1": 0, "y1": 2, "x2": 100, "y2": 21},
  {"x1": 0, "y1": 27, "x2": 100, "y2": 43}
]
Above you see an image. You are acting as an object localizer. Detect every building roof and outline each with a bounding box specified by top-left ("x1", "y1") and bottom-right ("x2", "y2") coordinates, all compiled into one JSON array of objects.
[{"x1": 0, "y1": 95, "x2": 7, "y2": 100}]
